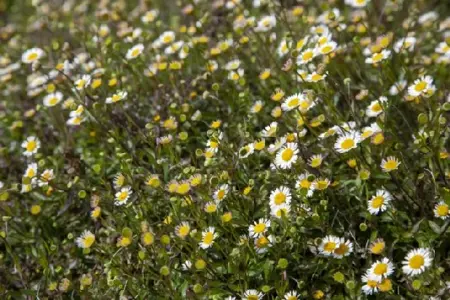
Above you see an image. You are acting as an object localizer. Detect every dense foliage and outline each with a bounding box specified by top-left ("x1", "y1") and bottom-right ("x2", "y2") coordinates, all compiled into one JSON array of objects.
[{"x1": 1, "y1": 0, "x2": 450, "y2": 298}]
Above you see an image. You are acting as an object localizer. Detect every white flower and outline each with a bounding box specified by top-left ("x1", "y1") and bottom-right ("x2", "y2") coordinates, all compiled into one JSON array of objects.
[
  {"x1": 199, "y1": 227, "x2": 217, "y2": 249},
  {"x1": 114, "y1": 186, "x2": 133, "y2": 206},
  {"x1": 281, "y1": 93, "x2": 304, "y2": 111},
  {"x1": 319, "y1": 235, "x2": 340, "y2": 256},
  {"x1": 126, "y1": 44, "x2": 144, "y2": 60},
  {"x1": 249, "y1": 218, "x2": 270, "y2": 237},
  {"x1": 402, "y1": 248, "x2": 433, "y2": 276},
  {"x1": 333, "y1": 238, "x2": 353, "y2": 258},
  {"x1": 368, "y1": 257, "x2": 395, "y2": 282},
  {"x1": 283, "y1": 290, "x2": 299, "y2": 300},
  {"x1": 213, "y1": 184, "x2": 229, "y2": 202},
  {"x1": 269, "y1": 186, "x2": 292, "y2": 207},
  {"x1": 261, "y1": 122, "x2": 278, "y2": 137},
  {"x1": 270, "y1": 203, "x2": 291, "y2": 219},
  {"x1": 254, "y1": 234, "x2": 274, "y2": 254},
  {"x1": 38, "y1": 169, "x2": 54, "y2": 186},
  {"x1": 435, "y1": 42, "x2": 450, "y2": 56},
  {"x1": 43, "y1": 92, "x2": 63, "y2": 107},
  {"x1": 380, "y1": 156, "x2": 401, "y2": 172},
  {"x1": 22, "y1": 48, "x2": 45, "y2": 64},
  {"x1": 434, "y1": 201, "x2": 449, "y2": 219},
  {"x1": 275, "y1": 142, "x2": 298, "y2": 169},
  {"x1": 389, "y1": 79, "x2": 407, "y2": 95},
  {"x1": 141, "y1": 10, "x2": 159, "y2": 23},
  {"x1": 24, "y1": 163, "x2": 38, "y2": 178},
  {"x1": 366, "y1": 96, "x2": 388, "y2": 117},
  {"x1": 361, "y1": 123, "x2": 382, "y2": 140},
  {"x1": 408, "y1": 75, "x2": 436, "y2": 98},
  {"x1": 394, "y1": 37, "x2": 416, "y2": 53},
  {"x1": 297, "y1": 48, "x2": 316, "y2": 65},
  {"x1": 368, "y1": 189, "x2": 392, "y2": 215},
  {"x1": 225, "y1": 59, "x2": 241, "y2": 70},
  {"x1": 315, "y1": 41, "x2": 337, "y2": 55},
  {"x1": 21, "y1": 136, "x2": 41, "y2": 157},
  {"x1": 365, "y1": 49, "x2": 391, "y2": 64},
  {"x1": 75, "y1": 75, "x2": 91, "y2": 90},
  {"x1": 243, "y1": 289, "x2": 264, "y2": 300},
  {"x1": 76, "y1": 230, "x2": 96, "y2": 249},
  {"x1": 106, "y1": 91, "x2": 128, "y2": 104},
  {"x1": 361, "y1": 272, "x2": 379, "y2": 295},
  {"x1": 255, "y1": 15, "x2": 276, "y2": 32},
  {"x1": 334, "y1": 131, "x2": 361, "y2": 153},
  {"x1": 345, "y1": 0, "x2": 370, "y2": 8}
]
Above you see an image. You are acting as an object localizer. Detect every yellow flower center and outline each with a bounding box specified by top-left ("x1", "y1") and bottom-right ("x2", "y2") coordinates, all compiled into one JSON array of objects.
[
  {"x1": 274, "y1": 193, "x2": 286, "y2": 205},
  {"x1": 383, "y1": 160, "x2": 398, "y2": 170},
  {"x1": 302, "y1": 51, "x2": 313, "y2": 61},
  {"x1": 205, "y1": 203, "x2": 217, "y2": 213},
  {"x1": 281, "y1": 148, "x2": 294, "y2": 161},
  {"x1": 254, "y1": 223, "x2": 266, "y2": 233},
  {"x1": 321, "y1": 45, "x2": 332, "y2": 53},
  {"x1": 256, "y1": 236, "x2": 269, "y2": 247},
  {"x1": 84, "y1": 235, "x2": 95, "y2": 248},
  {"x1": 372, "y1": 102, "x2": 382, "y2": 112},
  {"x1": 371, "y1": 196, "x2": 384, "y2": 208},
  {"x1": 178, "y1": 225, "x2": 190, "y2": 237},
  {"x1": 341, "y1": 138, "x2": 355, "y2": 150},
  {"x1": 378, "y1": 279, "x2": 392, "y2": 292},
  {"x1": 176, "y1": 183, "x2": 190, "y2": 195},
  {"x1": 288, "y1": 97, "x2": 300, "y2": 107},
  {"x1": 131, "y1": 48, "x2": 140, "y2": 57},
  {"x1": 217, "y1": 189, "x2": 225, "y2": 200},
  {"x1": 311, "y1": 74, "x2": 323, "y2": 82},
  {"x1": 371, "y1": 242, "x2": 385, "y2": 254},
  {"x1": 118, "y1": 191, "x2": 128, "y2": 201},
  {"x1": 372, "y1": 52, "x2": 384, "y2": 62},
  {"x1": 112, "y1": 94, "x2": 121, "y2": 102},
  {"x1": 26, "y1": 169, "x2": 36, "y2": 178},
  {"x1": 367, "y1": 280, "x2": 378, "y2": 288},
  {"x1": 26, "y1": 141, "x2": 36, "y2": 152},
  {"x1": 408, "y1": 255, "x2": 424, "y2": 269},
  {"x1": 300, "y1": 179, "x2": 311, "y2": 189},
  {"x1": 372, "y1": 132, "x2": 385, "y2": 145},
  {"x1": 334, "y1": 243, "x2": 349, "y2": 256},
  {"x1": 414, "y1": 81, "x2": 427, "y2": 92},
  {"x1": 436, "y1": 204, "x2": 449, "y2": 216},
  {"x1": 48, "y1": 97, "x2": 58, "y2": 105},
  {"x1": 27, "y1": 52, "x2": 38, "y2": 61},
  {"x1": 203, "y1": 232, "x2": 214, "y2": 245},
  {"x1": 373, "y1": 263, "x2": 387, "y2": 275},
  {"x1": 323, "y1": 241, "x2": 336, "y2": 252},
  {"x1": 310, "y1": 158, "x2": 322, "y2": 168},
  {"x1": 248, "y1": 295, "x2": 258, "y2": 300},
  {"x1": 316, "y1": 180, "x2": 328, "y2": 190}
]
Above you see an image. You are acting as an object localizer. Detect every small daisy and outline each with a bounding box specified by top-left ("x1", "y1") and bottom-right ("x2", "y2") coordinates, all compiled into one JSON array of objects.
[
  {"x1": 361, "y1": 272, "x2": 379, "y2": 295},
  {"x1": 296, "y1": 172, "x2": 313, "y2": 190},
  {"x1": 204, "y1": 201, "x2": 218, "y2": 213},
  {"x1": 275, "y1": 142, "x2": 299, "y2": 169},
  {"x1": 38, "y1": 169, "x2": 54, "y2": 186},
  {"x1": 254, "y1": 234, "x2": 274, "y2": 254},
  {"x1": 370, "y1": 239, "x2": 386, "y2": 255},
  {"x1": 368, "y1": 189, "x2": 392, "y2": 215},
  {"x1": 277, "y1": 39, "x2": 291, "y2": 57},
  {"x1": 76, "y1": 230, "x2": 96, "y2": 249},
  {"x1": 297, "y1": 48, "x2": 316, "y2": 65},
  {"x1": 141, "y1": 10, "x2": 159, "y2": 23},
  {"x1": 365, "y1": 49, "x2": 391, "y2": 64},
  {"x1": 255, "y1": 15, "x2": 276, "y2": 32},
  {"x1": 434, "y1": 201, "x2": 449, "y2": 219},
  {"x1": 243, "y1": 289, "x2": 264, "y2": 300},
  {"x1": 106, "y1": 91, "x2": 128, "y2": 104},
  {"x1": 24, "y1": 163, "x2": 38, "y2": 178},
  {"x1": 345, "y1": 0, "x2": 370, "y2": 8},
  {"x1": 126, "y1": 44, "x2": 144, "y2": 60},
  {"x1": 21, "y1": 136, "x2": 41, "y2": 157},
  {"x1": 175, "y1": 222, "x2": 191, "y2": 239},
  {"x1": 380, "y1": 156, "x2": 401, "y2": 172},
  {"x1": 334, "y1": 131, "x2": 361, "y2": 153},
  {"x1": 402, "y1": 248, "x2": 433, "y2": 276},
  {"x1": 225, "y1": 59, "x2": 241, "y2": 70},
  {"x1": 284, "y1": 290, "x2": 299, "y2": 300},
  {"x1": 269, "y1": 186, "x2": 292, "y2": 207},
  {"x1": 305, "y1": 72, "x2": 327, "y2": 83},
  {"x1": 249, "y1": 218, "x2": 270, "y2": 237},
  {"x1": 113, "y1": 173, "x2": 125, "y2": 189},
  {"x1": 250, "y1": 100, "x2": 263, "y2": 113},
  {"x1": 394, "y1": 37, "x2": 416, "y2": 53},
  {"x1": 199, "y1": 227, "x2": 217, "y2": 249},
  {"x1": 389, "y1": 79, "x2": 407, "y2": 96},
  {"x1": 435, "y1": 42, "x2": 450, "y2": 56},
  {"x1": 114, "y1": 186, "x2": 133, "y2": 206},
  {"x1": 308, "y1": 154, "x2": 324, "y2": 168},
  {"x1": 22, "y1": 47, "x2": 45, "y2": 64},
  {"x1": 361, "y1": 123, "x2": 382, "y2": 140},
  {"x1": 368, "y1": 258, "x2": 395, "y2": 282},
  {"x1": 320, "y1": 235, "x2": 340, "y2": 256},
  {"x1": 407, "y1": 75, "x2": 436, "y2": 98},
  {"x1": 333, "y1": 238, "x2": 353, "y2": 258},
  {"x1": 75, "y1": 75, "x2": 91, "y2": 90},
  {"x1": 315, "y1": 41, "x2": 337, "y2": 55},
  {"x1": 366, "y1": 96, "x2": 388, "y2": 117},
  {"x1": 311, "y1": 178, "x2": 330, "y2": 191},
  {"x1": 43, "y1": 92, "x2": 63, "y2": 107},
  {"x1": 239, "y1": 143, "x2": 255, "y2": 159},
  {"x1": 270, "y1": 203, "x2": 291, "y2": 219},
  {"x1": 214, "y1": 184, "x2": 229, "y2": 202},
  {"x1": 261, "y1": 122, "x2": 278, "y2": 137},
  {"x1": 281, "y1": 93, "x2": 304, "y2": 111}
]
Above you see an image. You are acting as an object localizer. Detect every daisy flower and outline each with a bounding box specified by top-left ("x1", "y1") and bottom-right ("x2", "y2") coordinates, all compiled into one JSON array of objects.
[
  {"x1": 277, "y1": 39, "x2": 291, "y2": 57},
  {"x1": 380, "y1": 156, "x2": 401, "y2": 172},
  {"x1": 239, "y1": 143, "x2": 255, "y2": 159},
  {"x1": 250, "y1": 100, "x2": 263, "y2": 113},
  {"x1": 113, "y1": 173, "x2": 125, "y2": 189},
  {"x1": 366, "y1": 96, "x2": 388, "y2": 117},
  {"x1": 76, "y1": 230, "x2": 96, "y2": 249},
  {"x1": 407, "y1": 75, "x2": 436, "y2": 98},
  {"x1": 308, "y1": 154, "x2": 323, "y2": 168},
  {"x1": 275, "y1": 142, "x2": 299, "y2": 169},
  {"x1": 320, "y1": 235, "x2": 340, "y2": 256},
  {"x1": 114, "y1": 186, "x2": 133, "y2": 206},
  {"x1": 75, "y1": 75, "x2": 91, "y2": 90},
  {"x1": 297, "y1": 48, "x2": 316, "y2": 65},
  {"x1": 305, "y1": 72, "x2": 327, "y2": 83},
  {"x1": 199, "y1": 227, "x2": 217, "y2": 249},
  {"x1": 315, "y1": 41, "x2": 337, "y2": 55},
  {"x1": 389, "y1": 79, "x2": 407, "y2": 96},
  {"x1": 268, "y1": 137, "x2": 286, "y2": 154},
  {"x1": 345, "y1": 0, "x2": 370, "y2": 8},
  {"x1": 281, "y1": 93, "x2": 304, "y2": 111},
  {"x1": 361, "y1": 123, "x2": 382, "y2": 140},
  {"x1": 38, "y1": 169, "x2": 54, "y2": 186},
  {"x1": 141, "y1": 10, "x2": 159, "y2": 23},
  {"x1": 225, "y1": 59, "x2": 241, "y2": 70},
  {"x1": 43, "y1": 92, "x2": 63, "y2": 107},
  {"x1": 311, "y1": 178, "x2": 330, "y2": 191},
  {"x1": 228, "y1": 69, "x2": 244, "y2": 81},
  {"x1": 22, "y1": 136, "x2": 40, "y2": 157},
  {"x1": 255, "y1": 15, "x2": 276, "y2": 32},
  {"x1": 24, "y1": 163, "x2": 38, "y2": 178},
  {"x1": 361, "y1": 272, "x2": 379, "y2": 295},
  {"x1": 175, "y1": 222, "x2": 191, "y2": 239},
  {"x1": 284, "y1": 290, "x2": 299, "y2": 300},
  {"x1": 106, "y1": 91, "x2": 128, "y2": 104},
  {"x1": 126, "y1": 44, "x2": 144, "y2": 60},
  {"x1": 370, "y1": 239, "x2": 386, "y2": 255},
  {"x1": 243, "y1": 290, "x2": 264, "y2": 300},
  {"x1": 368, "y1": 189, "x2": 392, "y2": 215},
  {"x1": 158, "y1": 31, "x2": 176, "y2": 44},
  {"x1": 269, "y1": 186, "x2": 292, "y2": 207},
  {"x1": 261, "y1": 122, "x2": 278, "y2": 137},
  {"x1": 271, "y1": 203, "x2": 291, "y2": 219},
  {"x1": 22, "y1": 47, "x2": 45, "y2": 64},
  {"x1": 368, "y1": 258, "x2": 395, "y2": 282},
  {"x1": 249, "y1": 218, "x2": 270, "y2": 237},
  {"x1": 434, "y1": 201, "x2": 449, "y2": 219},
  {"x1": 394, "y1": 37, "x2": 416, "y2": 53},
  {"x1": 214, "y1": 184, "x2": 229, "y2": 202},
  {"x1": 204, "y1": 201, "x2": 218, "y2": 213},
  {"x1": 365, "y1": 49, "x2": 391, "y2": 64},
  {"x1": 333, "y1": 238, "x2": 353, "y2": 258},
  {"x1": 334, "y1": 131, "x2": 361, "y2": 153},
  {"x1": 402, "y1": 248, "x2": 433, "y2": 276},
  {"x1": 254, "y1": 234, "x2": 274, "y2": 254}
]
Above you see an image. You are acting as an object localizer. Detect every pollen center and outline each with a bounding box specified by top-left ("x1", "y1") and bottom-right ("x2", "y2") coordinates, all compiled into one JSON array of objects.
[
  {"x1": 341, "y1": 139, "x2": 355, "y2": 150},
  {"x1": 281, "y1": 148, "x2": 294, "y2": 161},
  {"x1": 374, "y1": 263, "x2": 387, "y2": 275},
  {"x1": 371, "y1": 196, "x2": 384, "y2": 208},
  {"x1": 409, "y1": 255, "x2": 424, "y2": 269},
  {"x1": 274, "y1": 193, "x2": 286, "y2": 205}
]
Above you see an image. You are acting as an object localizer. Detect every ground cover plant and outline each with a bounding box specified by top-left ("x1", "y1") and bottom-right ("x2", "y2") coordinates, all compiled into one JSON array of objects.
[{"x1": 1, "y1": 0, "x2": 450, "y2": 298}]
